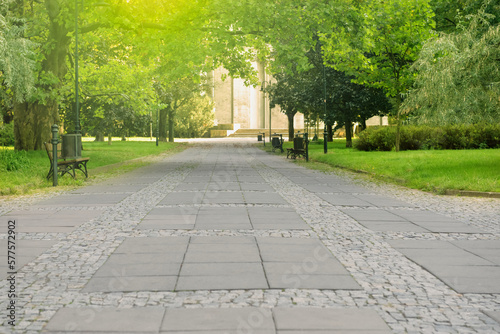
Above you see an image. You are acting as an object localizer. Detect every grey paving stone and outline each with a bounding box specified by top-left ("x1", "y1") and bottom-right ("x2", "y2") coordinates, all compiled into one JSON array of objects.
[
  {"x1": 466, "y1": 249, "x2": 500, "y2": 265},
  {"x1": 300, "y1": 184, "x2": 337, "y2": 193},
  {"x1": 452, "y1": 240, "x2": 500, "y2": 250},
  {"x1": 37, "y1": 193, "x2": 129, "y2": 206},
  {"x1": 267, "y1": 274, "x2": 360, "y2": 289},
  {"x1": 203, "y1": 192, "x2": 245, "y2": 204},
  {"x1": 103, "y1": 254, "x2": 177, "y2": 265},
  {"x1": 244, "y1": 192, "x2": 288, "y2": 204},
  {"x1": 1, "y1": 210, "x2": 101, "y2": 233},
  {"x1": 393, "y1": 209, "x2": 458, "y2": 222},
  {"x1": 137, "y1": 219, "x2": 195, "y2": 230},
  {"x1": 173, "y1": 183, "x2": 208, "y2": 191},
  {"x1": 340, "y1": 209, "x2": 403, "y2": 221},
  {"x1": 176, "y1": 272, "x2": 268, "y2": 290},
  {"x1": 316, "y1": 193, "x2": 373, "y2": 206},
  {"x1": 273, "y1": 308, "x2": 391, "y2": 331},
  {"x1": 263, "y1": 259, "x2": 349, "y2": 275},
  {"x1": 355, "y1": 194, "x2": 416, "y2": 207},
  {"x1": 358, "y1": 221, "x2": 429, "y2": 232},
  {"x1": 82, "y1": 276, "x2": 177, "y2": 292},
  {"x1": 237, "y1": 175, "x2": 266, "y2": 183},
  {"x1": 180, "y1": 262, "x2": 264, "y2": 276},
  {"x1": 159, "y1": 192, "x2": 204, "y2": 205},
  {"x1": 388, "y1": 240, "x2": 460, "y2": 249},
  {"x1": 44, "y1": 307, "x2": 165, "y2": 332},
  {"x1": 183, "y1": 250, "x2": 261, "y2": 263},
  {"x1": 484, "y1": 311, "x2": 500, "y2": 325},
  {"x1": 398, "y1": 248, "x2": 493, "y2": 266},
  {"x1": 190, "y1": 236, "x2": 255, "y2": 244},
  {"x1": 439, "y1": 276, "x2": 500, "y2": 294},
  {"x1": 94, "y1": 262, "x2": 181, "y2": 277},
  {"x1": 161, "y1": 308, "x2": 274, "y2": 331},
  {"x1": 207, "y1": 181, "x2": 241, "y2": 191},
  {"x1": 414, "y1": 221, "x2": 484, "y2": 233},
  {"x1": 187, "y1": 243, "x2": 259, "y2": 253},
  {"x1": 240, "y1": 183, "x2": 275, "y2": 191},
  {"x1": 70, "y1": 183, "x2": 148, "y2": 194},
  {"x1": 252, "y1": 223, "x2": 310, "y2": 230},
  {"x1": 147, "y1": 206, "x2": 200, "y2": 216},
  {"x1": 114, "y1": 238, "x2": 189, "y2": 254}
]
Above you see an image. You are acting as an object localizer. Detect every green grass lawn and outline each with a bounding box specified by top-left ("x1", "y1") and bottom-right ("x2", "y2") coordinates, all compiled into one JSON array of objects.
[
  {"x1": 266, "y1": 139, "x2": 499, "y2": 193},
  {"x1": 0, "y1": 141, "x2": 184, "y2": 196}
]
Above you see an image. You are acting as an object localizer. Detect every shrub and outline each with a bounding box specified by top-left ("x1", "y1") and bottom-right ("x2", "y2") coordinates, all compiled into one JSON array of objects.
[
  {"x1": 0, "y1": 123, "x2": 15, "y2": 146},
  {"x1": 0, "y1": 149, "x2": 31, "y2": 171},
  {"x1": 356, "y1": 124, "x2": 500, "y2": 151}
]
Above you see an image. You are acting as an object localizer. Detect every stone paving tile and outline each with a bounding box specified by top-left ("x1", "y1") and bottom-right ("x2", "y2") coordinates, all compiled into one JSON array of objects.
[
  {"x1": 43, "y1": 307, "x2": 391, "y2": 333},
  {"x1": 389, "y1": 240, "x2": 500, "y2": 293},
  {"x1": 36, "y1": 193, "x2": 129, "y2": 206},
  {"x1": 43, "y1": 307, "x2": 165, "y2": 333}
]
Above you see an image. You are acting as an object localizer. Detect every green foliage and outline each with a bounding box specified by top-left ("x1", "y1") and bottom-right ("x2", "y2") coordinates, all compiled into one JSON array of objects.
[
  {"x1": 404, "y1": 2, "x2": 500, "y2": 125},
  {"x1": 356, "y1": 124, "x2": 500, "y2": 151},
  {"x1": 320, "y1": 0, "x2": 436, "y2": 151},
  {"x1": 175, "y1": 95, "x2": 214, "y2": 138},
  {"x1": 0, "y1": 0, "x2": 35, "y2": 102},
  {"x1": 0, "y1": 148, "x2": 31, "y2": 171},
  {"x1": 0, "y1": 122, "x2": 14, "y2": 145}
]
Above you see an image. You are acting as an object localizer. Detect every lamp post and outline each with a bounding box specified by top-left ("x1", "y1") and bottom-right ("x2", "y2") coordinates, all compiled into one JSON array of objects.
[
  {"x1": 75, "y1": 0, "x2": 81, "y2": 135},
  {"x1": 323, "y1": 62, "x2": 328, "y2": 154}
]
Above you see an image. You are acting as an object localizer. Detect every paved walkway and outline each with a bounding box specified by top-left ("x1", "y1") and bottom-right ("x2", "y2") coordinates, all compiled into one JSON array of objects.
[{"x1": 1, "y1": 138, "x2": 499, "y2": 333}]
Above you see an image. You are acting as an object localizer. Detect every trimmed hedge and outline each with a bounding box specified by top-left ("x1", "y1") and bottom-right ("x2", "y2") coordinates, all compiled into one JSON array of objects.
[{"x1": 356, "y1": 124, "x2": 500, "y2": 151}]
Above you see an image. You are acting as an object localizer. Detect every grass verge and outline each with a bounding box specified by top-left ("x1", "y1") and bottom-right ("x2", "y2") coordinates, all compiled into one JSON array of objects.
[
  {"x1": 260, "y1": 139, "x2": 500, "y2": 194},
  {"x1": 0, "y1": 141, "x2": 185, "y2": 196}
]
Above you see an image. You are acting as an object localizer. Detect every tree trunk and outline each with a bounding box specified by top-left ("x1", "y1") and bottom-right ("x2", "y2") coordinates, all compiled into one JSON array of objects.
[
  {"x1": 345, "y1": 120, "x2": 353, "y2": 148},
  {"x1": 287, "y1": 112, "x2": 295, "y2": 141},
  {"x1": 95, "y1": 131, "x2": 104, "y2": 142},
  {"x1": 168, "y1": 109, "x2": 175, "y2": 142},
  {"x1": 327, "y1": 124, "x2": 333, "y2": 141},
  {"x1": 108, "y1": 135, "x2": 112, "y2": 145},
  {"x1": 13, "y1": 0, "x2": 70, "y2": 150},
  {"x1": 159, "y1": 108, "x2": 167, "y2": 141},
  {"x1": 395, "y1": 92, "x2": 401, "y2": 152}
]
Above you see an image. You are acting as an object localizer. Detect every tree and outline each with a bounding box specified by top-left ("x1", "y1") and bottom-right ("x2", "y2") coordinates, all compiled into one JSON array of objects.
[
  {"x1": 301, "y1": 40, "x2": 391, "y2": 147},
  {"x1": 175, "y1": 95, "x2": 214, "y2": 138},
  {"x1": 266, "y1": 70, "x2": 307, "y2": 141},
  {"x1": 0, "y1": 0, "x2": 35, "y2": 103},
  {"x1": 320, "y1": 0, "x2": 436, "y2": 151},
  {"x1": 403, "y1": 2, "x2": 500, "y2": 125}
]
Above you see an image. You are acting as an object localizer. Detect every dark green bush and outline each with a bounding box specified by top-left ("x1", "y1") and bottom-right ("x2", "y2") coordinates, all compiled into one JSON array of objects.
[
  {"x1": 356, "y1": 124, "x2": 500, "y2": 151},
  {"x1": 0, "y1": 123, "x2": 15, "y2": 146}
]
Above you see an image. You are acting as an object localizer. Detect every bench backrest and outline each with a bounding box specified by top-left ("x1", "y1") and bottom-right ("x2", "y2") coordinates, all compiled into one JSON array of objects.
[{"x1": 44, "y1": 142, "x2": 62, "y2": 162}]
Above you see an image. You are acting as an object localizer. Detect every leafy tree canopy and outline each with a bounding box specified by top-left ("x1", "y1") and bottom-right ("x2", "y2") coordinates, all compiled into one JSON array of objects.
[{"x1": 404, "y1": 1, "x2": 500, "y2": 125}]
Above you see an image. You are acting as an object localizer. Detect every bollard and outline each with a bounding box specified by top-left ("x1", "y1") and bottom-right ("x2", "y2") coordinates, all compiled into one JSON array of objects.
[{"x1": 51, "y1": 124, "x2": 59, "y2": 187}]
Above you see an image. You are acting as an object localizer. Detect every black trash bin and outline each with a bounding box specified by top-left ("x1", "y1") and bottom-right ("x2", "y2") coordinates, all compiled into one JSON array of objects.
[{"x1": 257, "y1": 134, "x2": 262, "y2": 141}]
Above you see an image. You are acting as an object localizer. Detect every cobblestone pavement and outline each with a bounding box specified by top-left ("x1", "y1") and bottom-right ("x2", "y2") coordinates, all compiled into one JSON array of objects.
[{"x1": 0, "y1": 138, "x2": 499, "y2": 333}]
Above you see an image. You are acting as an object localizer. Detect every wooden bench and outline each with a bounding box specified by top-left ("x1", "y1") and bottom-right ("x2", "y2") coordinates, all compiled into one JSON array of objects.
[
  {"x1": 44, "y1": 142, "x2": 90, "y2": 179},
  {"x1": 286, "y1": 133, "x2": 309, "y2": 161}
]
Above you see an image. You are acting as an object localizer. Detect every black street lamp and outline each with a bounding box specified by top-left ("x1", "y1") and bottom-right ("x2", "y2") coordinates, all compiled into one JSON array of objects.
[
  {"x1": 75, "y1": 0, "x2": 81, "y2": 135},
  {"x1": 323, "y1": 62, "x2": 328, "y2": 154}
]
